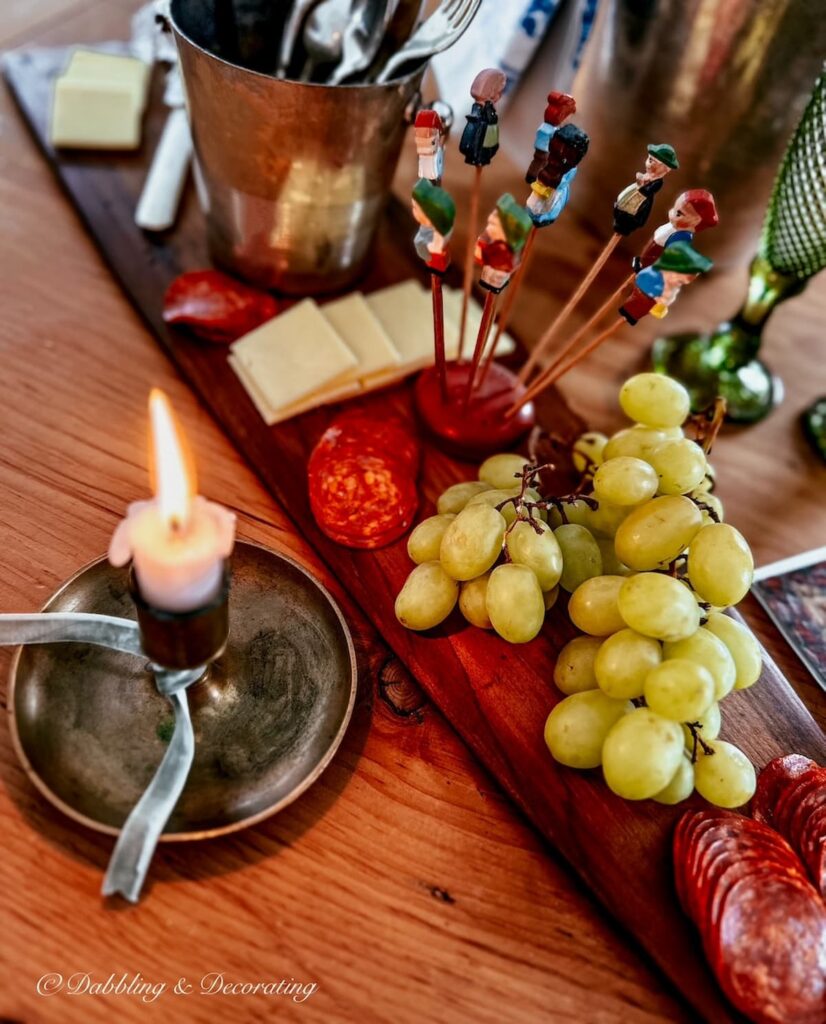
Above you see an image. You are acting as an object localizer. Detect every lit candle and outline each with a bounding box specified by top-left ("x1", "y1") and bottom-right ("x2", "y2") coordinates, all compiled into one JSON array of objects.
[{"x1": 108, "y1": 389, "x2": 236, "y2": 612}]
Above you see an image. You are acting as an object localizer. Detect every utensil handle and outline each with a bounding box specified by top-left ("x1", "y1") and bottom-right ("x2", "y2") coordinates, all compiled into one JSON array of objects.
[
  {"x1": 101, "y1": 681, "x2": 196, "y2": 903},
  {"x1": 0, "y1": 612, "x2": 142, "y2": 656},
  {"x1": 134, "y1": 108, "x2": 193, "y2": 233}
]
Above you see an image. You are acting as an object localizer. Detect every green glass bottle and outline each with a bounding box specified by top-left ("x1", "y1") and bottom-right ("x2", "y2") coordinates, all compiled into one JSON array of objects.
[{"x1": 652, "y1": 67, "x2": 826, "y2": 423}]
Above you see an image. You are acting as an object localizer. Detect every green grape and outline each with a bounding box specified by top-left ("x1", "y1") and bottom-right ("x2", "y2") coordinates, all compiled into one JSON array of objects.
[
  {"x1": 572, "y1": 431, "x2": 608, "y2": 474},
  {"x1": 603, "y1": 425, "x2": 675, "y2": 462},
  {"x1": 704, "y1": 612, "x2": 762, "y2": 690},
  {"x1": 591, "y1": 501, "x2": 633, "y2": 538},
  {"x1": 512, "y1": 486, "x2": 548, "y2": 522},
  {"x1": 554, "y1": 524, "x2": 603, "y2": 592},
  {"x1": 466, "y1": 488, "x2": 519, "y2": 525},
  {"x1": 479, "y1": 453, "x2": 527, "y2": 490},
  {"x1": 554, "y1": 635, "x2": 603, "y2": 695},
  {"x1": 694, "y1": 463, "x2": 716, "y2": 494},
  {"x1": 440, "y1": 503, "x2": 506, "y2": 581},
  {"x1": 407, "y1": 514, "x2": 456, "y2": 564},
  {"x1": 486, "y1": 563, "x2": 545, "y2": 643},
  {"x1": 595, "y1": 628, "x2": 661, "y2": 699},
  {"x1": 618, "y1": 573, "x2": 701, "y2": 642},
  {"x1": 690, "y1": 490, "x2": 725, "y2": 527},
  {"x1": 568, "y1": 575, "x2": 626, "y2": 636},
  {"x1": 602, "y1": 708, "x2": 685, "y2": 800},
  {"x1": 543, "y1": 585, "x2": 560, "y2": 611},
  {"x1": 619, "y1": 373, "x2": 691, "y2": 429},
  {"x1": 664, "y1": 627, "x2": 737, "y2": 700},
  {"x1": 548, "y1": 497, "x2": 599, "y2": 532},
  {"x1": 544, "y1": 691, "x2": 632, "y2": 769},
  {"x1": 687, "y1": 523, "x2": 754, "y2": 607},
  {"x1": 593, "y1": 456, "x2": 659, "y2": 506},
  {"x1": 437, "y1": 480, "x2": 492, "y2": 515},
  {"x1": 682, "y1": 702, "x2": 721, "y2": 750},
  {"x1": 459, "y1": 573, "x2": 493, "y2": 629},
  {"x1": 653, "y1": 755, "x2": 695, "y2": 805},
  {"x1": 614, "y1": 495, "x2": 703, "y2": 570},
  {"x1": 505, "y1": 519, "x2": 563, "y2": 591},
  {"x1": 395, "y1": 562, "x2": 458, "y2": 631},
  {"x1": 694, "y1": 740, "x2": 756, "y2": 808},
  {"x1": 649, "y1": 438, "x2": 708, "y2": 495},
  {"x1": 596, "y1": 538, "x2": 632, "y2": 576},
  {"x1": 644, "y1": 659, "x2": 715, "y2": 722}
]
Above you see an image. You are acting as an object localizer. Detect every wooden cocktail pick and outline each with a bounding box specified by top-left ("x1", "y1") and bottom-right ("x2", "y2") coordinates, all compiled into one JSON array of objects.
[
  {"x1": 488, "y1": 92, "x2": 585, "y2": 360},
  {"x1": 508, "y1": 241, "x2": 712, "y2": 416},
  {"x1": 533, "y1": 189, "x2": 719, "y2": 388},
  {"x1": 463, "y1": 193, "x2": 533, "y2": 407},
  {"x1": 456, "y1": 68, "x2": 507, "y2": 362},
  {"x1": 519, "y1": 142, "x2": 679, "y2": 384},
  {"x1": 412, "y1": 178, "x2": 456, "y2": 403}
]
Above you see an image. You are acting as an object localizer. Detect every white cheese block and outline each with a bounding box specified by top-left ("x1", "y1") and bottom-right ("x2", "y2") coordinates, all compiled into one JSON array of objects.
[
  {"x1": 50, "y1": 77, "x2": 143, "y2": 150},
  {"x1": 231, "y1": 299, "x2": 358, "y2": 413},
  {"x1": 229, "y1": 354, "x2": 361, "y2": 426},
  {"x1": 319, "y1": 293, "x2": 401, "y2": 385},
  {"x1": 365, "y1": 280, "x2": 435, "y2": 371},
  {"x1": 65, "y1": 50, "x2": 151, "y2": 112}
]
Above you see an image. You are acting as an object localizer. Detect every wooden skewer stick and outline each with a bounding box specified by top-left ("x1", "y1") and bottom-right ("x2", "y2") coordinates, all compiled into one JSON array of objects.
[
  {"x1": 518, "y1": 233, "x2": 621, "y2": 383},
  {"x1": 528, "y1": 272, "x2": 633, "y2": 390},
  {"x1": 507, "y1": 316, "x2": 625, "y2": 418},
  {"x1": 457, "y1": 166, "x2": 483, "y2": 362},
  {"x1": 462, "y1": 290, "x2": 497, "y2": 409},
  {"x1": 431, "y1": 274, "x2": 448, "y2": 404},
  {"x1": 487, "y1": 225, "x2": 538, "y2": 358}
]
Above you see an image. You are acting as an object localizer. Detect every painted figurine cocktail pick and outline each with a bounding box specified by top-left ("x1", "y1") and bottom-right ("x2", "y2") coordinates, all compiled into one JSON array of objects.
[
  {"x1": 539, "y1": 189, "x2": 718, "y2": 387},
  {"x1": 414, "y1": 108, "x2": 446, "y2": 184},
  {"x1": 520, "y1": 142, "x2": 679, "y2": 383},
  {"x1": 464, "y1": 193, "x2": 533, "y2": 406},
  {"x1": 489, "y1": 92, "x2": 585, "y2": 357},
  {"x1": 508, "y1": 241, "x2": 713, "y2": 416},
  {"x1": 457, "y1": 68, "x2": 508, "y2": 362},
  {"x1": 412, "y1": 178, "x2": 456, "y2": 402}
]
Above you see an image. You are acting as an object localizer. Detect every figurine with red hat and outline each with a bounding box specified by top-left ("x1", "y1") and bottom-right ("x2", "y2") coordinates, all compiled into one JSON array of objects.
[
  {"x1": 525, "y1": 91, "x2": 578, "y2": 184},
  {"x1": 414, "y1": 108, "x2": 446, "y2": 184},
  {"x1": 526, "y1": 123, "x2": 590, "y2": 226},
  {"x1": 633, "y1": 189, "x2": 719, "y2": 270}
]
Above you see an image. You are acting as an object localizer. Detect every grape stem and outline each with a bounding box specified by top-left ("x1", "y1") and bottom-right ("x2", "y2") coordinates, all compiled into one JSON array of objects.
[
  {"x1": 685, "y1": 721, "x2": 715, "y2": 763},
  {"x1": 690, "y1": 397, "x2": 727, "y2": 454},
  {"x1": 688, "y1": 495, "x2": 722, "y2": 524}
]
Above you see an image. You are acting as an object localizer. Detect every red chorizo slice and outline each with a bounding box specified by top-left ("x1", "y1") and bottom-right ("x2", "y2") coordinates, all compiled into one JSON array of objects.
[
  {"x1": 753, "y1": 755, "x2": 817, "y2": 826},
  {"x1": 162, "y1": 270, "x2": 279, "y2": 343},
  {"x1": 314, "y1": 411, "x2": 421, "y2": 476}
]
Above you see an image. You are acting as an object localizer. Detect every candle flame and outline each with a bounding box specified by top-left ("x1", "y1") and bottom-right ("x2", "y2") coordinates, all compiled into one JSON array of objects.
[{"x1": 148, "y1": 389, "x2": 197, "y2": 530}]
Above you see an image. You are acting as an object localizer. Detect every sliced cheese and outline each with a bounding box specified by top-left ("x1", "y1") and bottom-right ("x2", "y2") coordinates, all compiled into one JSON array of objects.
[
  {"x1": 65, "y1": 49, "x2": 151, "y2": 112},
  {"x1": 365, "y1": 280, "x2": 434, "y2": 371},
  {"x1": 50, "y1": 77, "x2": 142, "y2": 150},
  {"x1": 442, "y1": 287, "x2": 516, "y2": 358},
  {"x1": 232, "y1": 298, "x2": 358, "y2": 413},
  {"x1": 319, "y1": 292, "x2": 401, "y2": 385},
  {"x1": 229, "y1": 354, "x2": 361, "y2": 426}
]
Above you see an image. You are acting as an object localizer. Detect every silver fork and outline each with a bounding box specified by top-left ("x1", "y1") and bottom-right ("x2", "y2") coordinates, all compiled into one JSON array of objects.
[
  {"x1": 375, "y1": 0, "x2": 481, "y2": 84},
  {"x1": 328, "y1": 0, "x2": 398, "y2": 86},
  {"x1": 277, "y1": 0, "x2": 329, "y2": 77}
]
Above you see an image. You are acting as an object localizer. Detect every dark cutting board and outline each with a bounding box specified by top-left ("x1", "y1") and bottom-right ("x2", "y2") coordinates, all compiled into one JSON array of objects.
[{"x1": 6, "y1": 45, "x2": 824, "y2": 1024}]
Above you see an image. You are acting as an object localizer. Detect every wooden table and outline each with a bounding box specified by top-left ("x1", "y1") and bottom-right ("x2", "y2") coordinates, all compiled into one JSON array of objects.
[{"x1": 0, "y1": 4, "x2": 823, "y2": 1022}]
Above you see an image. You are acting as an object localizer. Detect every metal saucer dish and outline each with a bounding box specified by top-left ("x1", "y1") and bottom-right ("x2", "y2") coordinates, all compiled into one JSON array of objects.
[{"x1": 8, "y1": 541, "x2": 357, "y2": 840}]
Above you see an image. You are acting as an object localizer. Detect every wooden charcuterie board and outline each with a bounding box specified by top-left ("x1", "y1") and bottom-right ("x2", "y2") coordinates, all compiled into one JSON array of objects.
[{"x1": 6, "y1": 45, "x2": 825, "y2": 1024}]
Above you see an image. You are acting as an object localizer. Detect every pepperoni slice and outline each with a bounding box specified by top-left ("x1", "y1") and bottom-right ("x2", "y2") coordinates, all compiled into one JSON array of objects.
[
  {"x1": 312, "y1": 412, "x2": 420, "y2": 476},
  {"x1": 753, "y1": 754, "x2": 816, "y2": 826},
  {"x1": 309, "y1": 451, "x2": 418, "y2": 550},
  {"x1": 162, "y1": 270, "x2": 279, "y2": 343}
]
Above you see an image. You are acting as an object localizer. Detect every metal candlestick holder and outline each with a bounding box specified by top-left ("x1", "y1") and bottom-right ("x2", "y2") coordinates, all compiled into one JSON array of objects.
[{"x1": 2, "y1": 542, "x2": 357, "y2": 903}]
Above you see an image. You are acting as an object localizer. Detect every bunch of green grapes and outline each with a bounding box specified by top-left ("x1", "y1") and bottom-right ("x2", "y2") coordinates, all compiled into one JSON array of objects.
[
  {"x1": 395, "y1": 450, "x2": 605, "y2": 643},
  {"x1": 545, "y1": 373, "x2": 762, "y2": 810}
]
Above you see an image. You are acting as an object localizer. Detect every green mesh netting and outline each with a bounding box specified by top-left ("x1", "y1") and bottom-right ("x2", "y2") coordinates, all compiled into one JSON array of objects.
[{"x1": 759, "y1": 65, "x2": 826, "y2": 279}]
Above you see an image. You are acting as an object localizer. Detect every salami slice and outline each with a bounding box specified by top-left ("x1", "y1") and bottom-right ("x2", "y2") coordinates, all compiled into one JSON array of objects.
[
  {"x1": 312, "y1": 412, "x2": 420, "y2": 476},
  {"x1": 753, "y1": 754, "x2": 815, "y2": 826},
  {"x1": 162, "y1": 270, "x2": 279, "y2": 343}
]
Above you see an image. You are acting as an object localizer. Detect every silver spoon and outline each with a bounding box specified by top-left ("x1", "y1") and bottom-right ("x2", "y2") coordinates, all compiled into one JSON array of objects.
[
  {"x1": 328, "y1": 0, "x2": 399, "y2": 86},
  {"x1": 277, "y1": 0, "x2": 328, "y2": 77},
  {"x1": 301, "y1": 0, "x2": 353, "y2": 82}
]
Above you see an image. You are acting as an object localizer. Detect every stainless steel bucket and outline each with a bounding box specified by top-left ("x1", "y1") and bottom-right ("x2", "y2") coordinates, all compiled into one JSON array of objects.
[{"x1": 169, "y1": 0, "x2": 424, "y2": 294}]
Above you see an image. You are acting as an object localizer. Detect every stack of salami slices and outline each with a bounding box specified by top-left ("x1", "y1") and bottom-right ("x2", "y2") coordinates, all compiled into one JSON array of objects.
[
  {"x1": 308, "y1": 410, "x2": 420, "y2": 549},
  {"x1": 753, "y1": 754, "x2": 826, "y2": 898},
  {"x1": 674, "y1": 808, "x2": 826, "y2": 1024}
]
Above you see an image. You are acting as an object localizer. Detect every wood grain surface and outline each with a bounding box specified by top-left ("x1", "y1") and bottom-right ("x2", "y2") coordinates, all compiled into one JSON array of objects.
[{"x1": 0, "y1": 4, "x2": 823, "y2": 1024}]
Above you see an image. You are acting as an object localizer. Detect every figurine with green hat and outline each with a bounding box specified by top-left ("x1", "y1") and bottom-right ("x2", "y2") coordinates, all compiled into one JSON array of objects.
[
  {"x1": 411, "y1": 178, "x2": 456, "y2": 274},
  {"x1": 613, "y1": 142, "x2": 680, "y2": 236},
  {"x1": 474, "y1": 193, "x2": 534, "y2": 294},
  {"x1": 619, "y1": 240, "x2": 712, "y2": 325}
]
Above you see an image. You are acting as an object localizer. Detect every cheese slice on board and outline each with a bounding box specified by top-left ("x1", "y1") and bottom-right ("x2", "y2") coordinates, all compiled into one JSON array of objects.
[
  {"x1": 365, "y1": 281, "x2": 436, "y2": 371},
  {"x1": 229, "y1": 354, "x2": 362, "y2": 426},
  {"x1": 51, "y1": 78, "x2": 143, "y2": 150},
  {"x1": 65, "y1": 50, "x2": 151, "y2": 112},
  {"x1": 442, "y1": 287, "x2": 516, "y2": 358},
  {"x1": 319, "y1": 293, "x2": 401, "y2": 385},
  {"x1": 232, "y1": 298, "x2": 358, "y2": 413}
]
